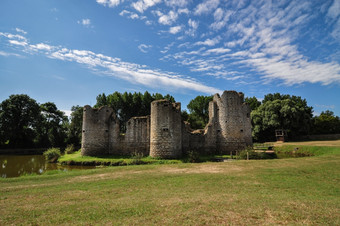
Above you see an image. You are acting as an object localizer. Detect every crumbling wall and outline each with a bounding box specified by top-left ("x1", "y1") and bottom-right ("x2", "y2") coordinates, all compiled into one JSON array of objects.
[
  {"x1": 117, "y1": 116, "x2": 150, "y2": 156},
  {"x1": 81, "y1": 90, "x2": 253, "y2": 157},
  {"x1": 150, "y1": 100, "x2": 182, "y2": 158}
]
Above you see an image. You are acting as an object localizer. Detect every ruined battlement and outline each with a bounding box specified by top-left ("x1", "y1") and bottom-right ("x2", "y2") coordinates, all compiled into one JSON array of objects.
[{"x1": 81, "y1": 90, "x2": 252, "y2": 158}]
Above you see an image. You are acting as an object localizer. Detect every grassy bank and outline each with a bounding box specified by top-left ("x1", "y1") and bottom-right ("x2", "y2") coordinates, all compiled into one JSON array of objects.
[
  {"x1": 1, "y1": 145, "x2": 339, "y2": 225},
  {"x1": 59, "y1": 150, "x2": 182, "y2": 166}
]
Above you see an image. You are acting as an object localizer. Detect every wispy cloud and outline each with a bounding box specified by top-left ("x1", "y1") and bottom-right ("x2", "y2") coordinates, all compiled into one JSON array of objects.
[
  {"x1": 194, "y1": 0, "x2": 219, "y2": 15},
  {"x1": 15, "y1": 28, "x2": 27, "y2": 34},
  {"x1": 194, "y1": 36, "x2": 221, "y2": 46},
  {"x1": 0, "y1": 51, "x2": 22, "y2": 57},
  {"x1": 120, "y1": 10, "x2": 140, "y2": 19},
  {"x1": 78, "y1": 19, "x2": 92, "y2": 27},
  {"x1": 96, "y1": 0, "x2": 122, "y2": 8},
  {"x1": 169, "y1": 25, "x2": 182, "y2": 34},
  {"x1": 158, "y1": 1, "x2": 340, "y2": 85},
  {"x1": 1, "y1": 31, "x2": 221, "y2": 95},
  {"x1": 132, "y1": 0, "x2": 161, "y2": 13},
  {"x1": 138, "y1": 44, "x2": 152, "y2": 53}
]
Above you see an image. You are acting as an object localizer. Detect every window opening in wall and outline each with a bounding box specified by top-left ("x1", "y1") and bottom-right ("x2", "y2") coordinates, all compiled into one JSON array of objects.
[
  {"x1": 217, "y1": 129, "x2": 221, "y2": 133},
  {"x1": 164, "y1": 104, "x2": 168, "y2": 107},
  {"x1": 240, "y1": 129, "x2": 244, "y2": 132},
  {"x1": 247, "y1": 113, "x2": 250, "y2": 118},
  {"x1": 162, "y1": 128, "x2": 169, "y2": 132}
]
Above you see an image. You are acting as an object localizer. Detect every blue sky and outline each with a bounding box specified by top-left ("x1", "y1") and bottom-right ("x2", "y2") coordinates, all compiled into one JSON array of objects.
[{"x1": 1, "y1": 0, "x2": 340, "y2": 116}]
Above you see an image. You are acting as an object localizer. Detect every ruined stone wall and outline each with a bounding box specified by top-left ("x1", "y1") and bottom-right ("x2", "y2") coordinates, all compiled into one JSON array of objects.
[
  {"x1": 150, "y1": 100, "x2": 182, "y2": 158},
  {"x1": 212, "y1": 91, "x2": 252, "y2": 153},
  {"x1": 81, "y1": 90, "x2": 253, "y2": 157},
  {"x1": 117, "y1": 116, "x2": 150, "y2": 156}
]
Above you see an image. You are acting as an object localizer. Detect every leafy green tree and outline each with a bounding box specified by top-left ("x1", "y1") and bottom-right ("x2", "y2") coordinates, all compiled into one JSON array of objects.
[
  {"x1": 66, "y1": 105, "x2": 83, "y2": 146},
  {"x1": 0, "y1": 94, "x2": 41, "y2": 148},
  {"x1": 245, "y1": 96, "x2": 261, "y2": 111},
  {"x1": 187, "y1": 95, "x2": 213, "y2": 129},
  {"x1": 37, "y1": 102, "x2": 68, "y2": 147},
  {"x1": 312, "y1": 110, "x2": 340, "y2": 134},
  {"x1": 251, "y1": 93, "x2": 313, "y2": 142}
]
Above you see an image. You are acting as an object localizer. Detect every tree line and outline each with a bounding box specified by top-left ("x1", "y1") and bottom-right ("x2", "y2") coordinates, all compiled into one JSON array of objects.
[{"x1": 1, "y1": 92, "x2": 339, "y2": 148}]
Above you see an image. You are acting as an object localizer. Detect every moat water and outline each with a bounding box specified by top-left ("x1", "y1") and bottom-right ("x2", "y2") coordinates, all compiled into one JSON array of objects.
[{"x1": 0, "y1": 154, "x2": 95, "y2": 178}]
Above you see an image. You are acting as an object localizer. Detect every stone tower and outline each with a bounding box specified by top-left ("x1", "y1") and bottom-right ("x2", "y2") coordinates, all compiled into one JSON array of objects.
[
  {"x1": 212, "y1": 91, "x2": 252, "y2": 153},
  {"x1": 150, "y1": 100, "x2": 182, "y2": 158},
  {"x1": 81, "y1": 105, "x2": 119, "y2": 156}
]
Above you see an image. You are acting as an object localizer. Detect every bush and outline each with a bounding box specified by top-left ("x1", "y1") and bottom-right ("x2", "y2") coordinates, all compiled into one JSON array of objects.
[
  {"x1": 130, "y1": 151, "x2": 144, "y2": 164},
  {"x1": 43, "y1": 148, "x2": 61, "y2": 163},
  {"x1": 185, "y1": 150, "x2": 201, "y2": 163},
  {"x1": 65, "y1": 144, "x2": 76, "y2": 154}
]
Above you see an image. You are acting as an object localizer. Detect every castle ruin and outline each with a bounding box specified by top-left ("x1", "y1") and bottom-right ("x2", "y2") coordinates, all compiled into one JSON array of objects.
[{"x1": 81, "y1": 90, "x2": 252, "y2": 158}]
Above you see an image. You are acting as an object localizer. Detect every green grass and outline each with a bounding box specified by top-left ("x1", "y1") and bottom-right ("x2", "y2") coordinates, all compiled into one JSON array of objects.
[
  {"x1": 58, "y1": 150, "x2": 182, "y2": 166},
  {"x1": 275, "y1": 145, "x2": 340, "y2": 158},
  {"x1": 1, "y1": 145, "x2": 339, "y2": 225}
]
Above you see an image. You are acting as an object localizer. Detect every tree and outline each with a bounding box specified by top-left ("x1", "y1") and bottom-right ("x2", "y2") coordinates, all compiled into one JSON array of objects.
[
  {"x1": 187, "y1": 95, "x2": 213, "y2": 129},
  {"x1": 251, "y1": 93, "x2": 313, "y2": 142},
  {"x1": 0, "y1": 94, "x2": 41, "y2": 148},
  {"x1": 37, "y1": 102, "x2": 68, "y2": 147},
  {"x1": 245, "y1": 96, "x2": 261, "y2": 111},
  {"x1": 312, "y1": 110, "x2": 340, "y2": 134},
  {"x1": 66, "y1": 105, "x2": 83, "y2": 146}
]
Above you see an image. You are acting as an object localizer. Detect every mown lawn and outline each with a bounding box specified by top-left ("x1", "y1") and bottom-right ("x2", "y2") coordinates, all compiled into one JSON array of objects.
[{"x1": 0, "y1": 145, "x2": 339, "y2": 225}]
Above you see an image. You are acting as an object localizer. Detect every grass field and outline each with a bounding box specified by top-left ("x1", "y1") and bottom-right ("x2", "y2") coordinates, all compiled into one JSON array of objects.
[{"x1": 1, "y1": 142, "x2": 339, "y2": 225}]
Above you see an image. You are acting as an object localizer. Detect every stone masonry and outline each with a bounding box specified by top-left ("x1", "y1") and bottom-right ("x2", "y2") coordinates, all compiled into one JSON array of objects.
[{"x1": 81, "y1": 90, "x2": 252, "y2": 158}]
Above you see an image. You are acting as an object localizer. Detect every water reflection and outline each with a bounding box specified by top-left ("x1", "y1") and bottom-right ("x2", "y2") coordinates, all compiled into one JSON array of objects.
[{"x1": 0, "y1": 155, "x2": 95, "y2": 178}]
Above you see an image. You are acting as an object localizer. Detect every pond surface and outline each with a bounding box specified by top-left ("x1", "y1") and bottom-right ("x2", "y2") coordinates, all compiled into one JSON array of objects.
[{"x1": 0, "y1": 155, "x2": 95, "y2": 178}]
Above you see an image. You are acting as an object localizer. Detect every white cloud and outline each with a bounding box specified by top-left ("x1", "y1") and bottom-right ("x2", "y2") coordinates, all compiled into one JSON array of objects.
[
  {"x1": 96, "y1": 0, "x2": 122, "y2": 8},
  {"x1": 1, "y1": 31, "x2": 221, "y2": 95},
  {"x1": 160, "y1": 42, "x2": 175, "y2": 54},
  {"x1": 138, "y1": 44, "x2": 152, "y2": 53},
  {"x1": 169, "y1": 25, "x2": 182, "y2": 34},
  {"x1": 62, "y1": 110, "x2": 72, "y2": 117},
  {"x1": 178, "y1": 8, "x2": 189, "y2": 14},
  {"x1": 132, "y1": 0, "x2": 162, "y2": 13},
  {"x1": 78, "y1": 19, "x2": 92, "y2": 27},
  {"x1": 15, "y1": 28, "x2": 27, "y2": 34},
  {"x1": 213, "y1": 8, "x2": 223, "y2": 21},
  {"x1": 185, "y1": 19, "x2": 199, "y2": 37},
  {"x1": 327, "y1": 0, "x2": 340, "y2": 19},
  {"x1": 9, "y1": 40, "x2": 28, "y2": 46},
  {"x1": 0, "y1": 51, "x2": 22, "y2": 57},
  {"x1": 30, "y1": 43, "x2": 54, "y2": 51},
  {"x1": 120, "y1": 10, "x2": 140, "y2": 19},
  {"x1": 210, "y1": 9, "x2": 232, "y2": 31},
  {"x1": 194, "y1": 0, "x2": 219, "y2": 15},
  {"x1": 158, "y1": 10, "x2": 178, "y2": 25},
  {"x1": 205, "y1": 47, "x2": 231, "y2": 55},
  {"x1": 165, "y1": 0, "x2": 190, "y2": 8},
  {"x1": 188, "y1": 19, "x2": 198, "y2": 30},
  {"x1": 194, "y1": 36, "x2": 221, "y2": 46}
]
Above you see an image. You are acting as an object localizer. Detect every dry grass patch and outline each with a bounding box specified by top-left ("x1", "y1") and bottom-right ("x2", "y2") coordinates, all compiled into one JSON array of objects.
[{"x1": 1, "y1": 147, "x2": 339, "y2": 225}]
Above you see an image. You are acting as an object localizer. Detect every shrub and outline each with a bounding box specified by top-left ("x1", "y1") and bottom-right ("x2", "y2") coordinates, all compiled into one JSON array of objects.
[
  {"x1": 186, "y1": 150, "x2": 201, "y2": 163},
  {"x1": 43, "y1": 148, "x2": 61, "y2": 163},
  {"x1": 130, "y1": 151, "x2": 144, "y2": 164},
  {"x1": 65, "y1": 144, "x2": 76, "y2": 154}
]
